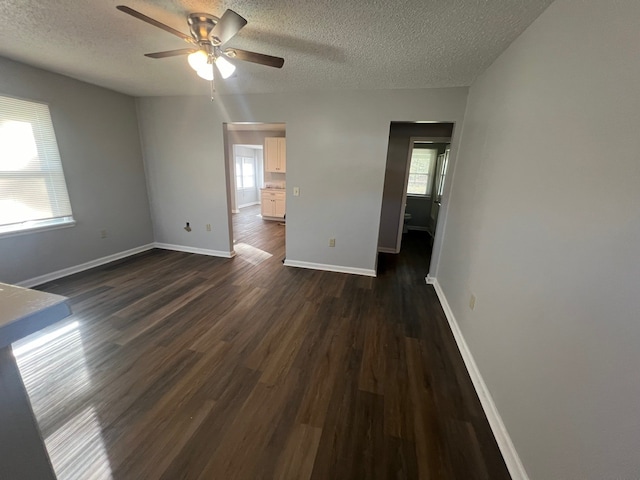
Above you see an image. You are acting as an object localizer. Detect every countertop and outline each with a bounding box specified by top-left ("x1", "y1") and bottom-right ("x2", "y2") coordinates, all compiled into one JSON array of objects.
[{"x1": 0, "y1": 283, "x2": 71, "y2": 348}]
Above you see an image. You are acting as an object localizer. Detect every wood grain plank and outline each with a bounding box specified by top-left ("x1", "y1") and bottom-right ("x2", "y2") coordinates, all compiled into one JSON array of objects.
[
  {"x1": 14, "y1": 210, "x2": 510, "y2": 480},
  {"x1": 274, "y1": 423, "x2": 323, "y2": 480}
]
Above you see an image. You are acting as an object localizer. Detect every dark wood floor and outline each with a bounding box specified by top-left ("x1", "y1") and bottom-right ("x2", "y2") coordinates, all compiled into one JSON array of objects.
[{"x1": 13, "y1": 205, "x2": 510, "y2": 479}]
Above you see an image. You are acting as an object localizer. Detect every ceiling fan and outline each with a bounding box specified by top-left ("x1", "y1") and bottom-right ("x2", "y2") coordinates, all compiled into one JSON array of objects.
[{"x1": 116, "y1": 5, "x2": 284, "y2": 82}]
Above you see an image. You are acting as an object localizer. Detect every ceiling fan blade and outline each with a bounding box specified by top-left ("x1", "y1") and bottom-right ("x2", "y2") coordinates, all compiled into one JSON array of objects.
[
  {"x1": 116, "y1": 5, "x2": 196, "y2": 45},
  {"x1": 145, "y1": 48, "x2": 198, "y2": 59},
  {"x1": 210, "y1": 9, "x2": 247, "y2": 45},
  {"x1": 224, "y1": 48, "x2": 284, "y2": 68}
]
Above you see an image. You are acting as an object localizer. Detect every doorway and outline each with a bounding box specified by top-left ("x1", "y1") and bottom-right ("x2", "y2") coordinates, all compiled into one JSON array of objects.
[
  {"x1": 224, "y1": 123, "x2": 287, "y2": 266},
  {"x1": 405, "y1": 140, "x2": 451, "y2": 240},
  {"x1": 377, "y1": 122, "x2": 454, "y2": 276}
]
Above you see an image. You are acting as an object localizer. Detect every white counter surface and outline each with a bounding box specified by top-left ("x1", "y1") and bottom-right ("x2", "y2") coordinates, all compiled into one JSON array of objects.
[{"x1": 0, "y1": 283, "x2": 71, "y2": 348}]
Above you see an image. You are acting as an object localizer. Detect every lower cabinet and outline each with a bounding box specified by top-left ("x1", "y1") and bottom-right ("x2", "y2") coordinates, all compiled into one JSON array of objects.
[{"x1": 261, "y1": 190, "x2": 285, "y2": 219}]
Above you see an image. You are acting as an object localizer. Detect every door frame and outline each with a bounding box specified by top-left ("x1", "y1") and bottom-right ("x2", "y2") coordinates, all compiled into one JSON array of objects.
[
  {"x1": 396, "y1": 136, "x2": 452, "y2": 253},
  {"x1": 222, "y1": 122, "x2": 287, "y2": 257}
]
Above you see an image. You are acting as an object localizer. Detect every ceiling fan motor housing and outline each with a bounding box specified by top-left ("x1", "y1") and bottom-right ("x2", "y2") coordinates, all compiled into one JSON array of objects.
[{"x1": 187, "y1": 13, "x2": 221, "y2": 47}]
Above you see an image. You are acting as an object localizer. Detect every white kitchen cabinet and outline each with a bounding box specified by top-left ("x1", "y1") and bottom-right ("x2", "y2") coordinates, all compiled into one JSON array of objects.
[
  {"x1": 264, "y1": 137, "x2": 286, "y2": 173},
  {"x1": 260, "y1": 189, "x2": 285, "y2": 219}
]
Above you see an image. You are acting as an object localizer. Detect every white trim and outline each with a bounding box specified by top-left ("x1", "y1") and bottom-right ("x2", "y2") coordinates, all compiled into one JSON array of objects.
[
  {"x1": 430, "y1": 278, "x2": 529, "y2": 480},
  {"x1": 16, "y1": 242, "x2": 237, "y2": 288},
  {"x1": 0, "y1": 218, "x2": 76, "y2": 239},
  {"x1": 426, "y1": 275, "x2": 436, "y2": 284},
  {"x1": 232, "y1": 209, "x2": 240, "y2": 214},
  {"x1": 283, "y1": 259, "x2": 376, "y2": 277},
  {"x1": 154, "y1": 243, "x2": 236, "y2": 258},
  {"x1": 17, "y1": 244, "x2": 155, "y2": 288},
  {"x1": 377, "y1": 247, "x2": 398, "y2": 254}
]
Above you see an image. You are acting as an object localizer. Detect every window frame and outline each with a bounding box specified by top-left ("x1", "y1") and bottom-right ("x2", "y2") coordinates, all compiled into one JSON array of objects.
[
  {"x1": 0, "y1": 94, "x2": 75, "y2": 238},
  {"x1": 406, "y1": 147, "x2": 437, "y2": 198},
  {"x1": 235, "y1": 155, "x2": 256, "y2": 190}
]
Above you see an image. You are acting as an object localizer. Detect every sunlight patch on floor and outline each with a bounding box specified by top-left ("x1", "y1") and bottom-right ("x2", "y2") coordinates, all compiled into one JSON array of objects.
[
  {"x1": 13, "y1": 320, "x2": 113, "y2": 479},
  {"x1": 14, "y1": 320, "x2": 92, "y2": 405},
  {"x1": 234, "y1": 242, "x2": 273, "y2": 265},
  {"x1": 45, "y1": 406, "x2": 113, "y2": 480}
]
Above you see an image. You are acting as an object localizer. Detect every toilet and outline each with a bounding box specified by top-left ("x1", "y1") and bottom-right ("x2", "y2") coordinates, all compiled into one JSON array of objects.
[{"x1": 403, "y1": 213, "x2": 412, "y2": 234}]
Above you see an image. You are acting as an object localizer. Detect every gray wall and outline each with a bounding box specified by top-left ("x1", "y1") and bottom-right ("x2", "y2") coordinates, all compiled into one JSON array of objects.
[
  {"x1": 137, "y1": 88, "x2": 468, "y2": 272},
  {"x1": 0, "y1": 57, "x2": 153, "y2": 284},
  {"x1": 436, "y1": 0, "x2": 640, "y2": 477}
]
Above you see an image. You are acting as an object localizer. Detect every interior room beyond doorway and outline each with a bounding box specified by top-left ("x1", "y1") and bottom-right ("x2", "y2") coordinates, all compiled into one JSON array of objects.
[
  {"x1": 377, "y1": 121, "x2": 454, "y2": 276},
  {"x1": 225, "y1": 122, "x2": 287, "y2": 265}
]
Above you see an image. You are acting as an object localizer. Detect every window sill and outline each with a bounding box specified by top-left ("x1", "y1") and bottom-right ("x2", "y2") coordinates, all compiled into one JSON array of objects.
[{"x1": 0, "y1": 219, "x2": 76, "y2": 240}]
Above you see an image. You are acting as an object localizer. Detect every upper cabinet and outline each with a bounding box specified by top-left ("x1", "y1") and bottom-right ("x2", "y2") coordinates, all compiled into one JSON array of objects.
[{"x1": 264, "y1": 137, "x2": 286, "y2": 173}]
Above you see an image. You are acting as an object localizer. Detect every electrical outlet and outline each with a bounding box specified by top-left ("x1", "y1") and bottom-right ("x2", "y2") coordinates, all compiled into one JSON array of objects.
[
  {"x1": 329, "y1": 238, "x2": 336, "y2": 247},
  {"x1": 469, "y1": 294, "x2": 476, "y2": 310},
  {"x1": 100, "y1": 229, "x2": 107, "y2": 239},
  {"x1": 206, "y1": 224, "x2": 211, "y2": 231}
]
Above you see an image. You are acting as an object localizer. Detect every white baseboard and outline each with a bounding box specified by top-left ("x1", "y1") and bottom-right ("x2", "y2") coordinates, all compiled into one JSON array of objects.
[
  {"x1": 154, "y1": 243, "x2": 236, "y2": 258},
  {"x1": 16, "y1": 242, "x2": 236, "y2": 288},
  {"x1": 283, "y1": 259, "x2": 376, "y2": 277},
  {"x1": 377, "y1": 247, "x2": 398, "y2": 254},
  {"x1": 430, "y1": 278, "x2": 529, "y2": 480},
  {"x1": 426, "y1": 274, "x2": 436, "y2": 284},
  {"x1": 17, "y1": 243, "x2": 155, "y2": 288},
  {"x1": 232, "y1": 209, "x2": 240, "y2": 214}
]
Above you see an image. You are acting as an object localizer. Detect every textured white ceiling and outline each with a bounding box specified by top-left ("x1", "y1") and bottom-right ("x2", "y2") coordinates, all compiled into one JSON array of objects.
[{"x1": 0, "y1": 0, "x2": 554, "y2": 97}]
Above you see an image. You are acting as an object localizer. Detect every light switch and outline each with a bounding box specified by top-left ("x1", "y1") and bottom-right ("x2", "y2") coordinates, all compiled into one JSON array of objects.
[{"x1": 293, "y1": 186, "x2": 300, "y2": 196}]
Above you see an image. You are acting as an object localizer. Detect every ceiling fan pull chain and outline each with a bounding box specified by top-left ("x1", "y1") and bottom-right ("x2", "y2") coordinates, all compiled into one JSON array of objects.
[{"x1": 210, "y1": 78, "x2": 215, "y2": 101}]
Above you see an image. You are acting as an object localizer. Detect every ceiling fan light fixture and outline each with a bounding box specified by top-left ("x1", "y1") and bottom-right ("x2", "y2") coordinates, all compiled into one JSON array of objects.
[
  {"x1": 196, "y1": 63, "x2": 215, "y2": 81},
  {"x1": 116, "y1": 5, "x2": 285, "y2": 86},
  {"x1": 187, "y1": 50, "x2": 209, "y2": 71},
  {"x1": 215, "y1": 55, "x2": 236, "y2": 79}
]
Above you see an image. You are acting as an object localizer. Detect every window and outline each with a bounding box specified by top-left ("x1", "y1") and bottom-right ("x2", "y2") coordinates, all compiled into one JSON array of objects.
[
  {"x1": 407, "y1": 147, "x2": 437, "y2": 196},
  {"x1": 0, "y1": 95, "x2": 74, "y2": 236},
  {"x1": 235, "y1": 156, "x2": 256, "y2": 189}
]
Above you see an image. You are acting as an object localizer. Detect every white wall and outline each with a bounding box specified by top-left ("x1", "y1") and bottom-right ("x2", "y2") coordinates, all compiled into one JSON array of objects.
[
  {"x1": 436, "y1": 0, "x2": 640, "y2": 478},
  {"x1": 0, "y1": 57, "x2": 153, "y2": 285},
  {"x1": 137, "y1": 88, "x2": 468, "y2": 272}
]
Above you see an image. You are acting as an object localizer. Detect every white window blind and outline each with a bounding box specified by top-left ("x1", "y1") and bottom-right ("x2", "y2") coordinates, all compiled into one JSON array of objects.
[
  {"x1": 407, "y1": 148, "x2": 437, "y2": 196},
  {"x1": 0, "y1": 95, "x2": 74, "y2": 235}
]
